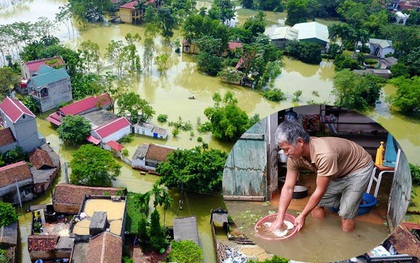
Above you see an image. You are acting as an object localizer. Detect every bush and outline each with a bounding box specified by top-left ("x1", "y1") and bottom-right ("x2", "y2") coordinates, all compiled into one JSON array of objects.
[
  {"x1": 197, "y1": 137, "x2": 203, "y2": 142},
  {"x1": 410, "y1": 163, "x2": 420, "y2": 185},
  {"x1": 157, "y1": 114, "x2": 168, "y2": 123},
  {"x1": 262, "y1": 88, "x2": 286, "y2": 102},
  {"x1": 166, "y1": 240, "x2": 203, "y2": 262},
  {"x1": 0, "y1": 201, "x2": 18, "y2": 227}
]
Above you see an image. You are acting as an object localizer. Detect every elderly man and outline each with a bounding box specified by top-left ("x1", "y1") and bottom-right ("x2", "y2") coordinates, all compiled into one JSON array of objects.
[{"x1": 269, "y1": 120, "x2": 374, "y2": 232}]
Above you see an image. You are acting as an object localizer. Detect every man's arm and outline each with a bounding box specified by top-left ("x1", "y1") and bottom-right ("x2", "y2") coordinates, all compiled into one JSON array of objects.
[
  {"x1": 269, "y1": 169, "x2": 298, "y2": 231},
  {"x1": 294, "y1": 175, "x2": 330, "y2": 229}
]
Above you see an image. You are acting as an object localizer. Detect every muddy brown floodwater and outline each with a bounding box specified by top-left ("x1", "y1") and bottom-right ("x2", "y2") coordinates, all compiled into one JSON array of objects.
[{"x1": 2, "y1": 0, "x2": 419, "y2": 262}]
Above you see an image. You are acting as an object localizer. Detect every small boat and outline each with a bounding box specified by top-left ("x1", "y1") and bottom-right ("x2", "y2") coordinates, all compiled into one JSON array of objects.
[{"x1": 188, "y1": 95, "x2": 196, "y2": 100}]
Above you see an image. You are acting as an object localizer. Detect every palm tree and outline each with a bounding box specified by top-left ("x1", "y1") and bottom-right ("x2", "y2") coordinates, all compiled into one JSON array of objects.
[{"x1": 150, "y1": 183, "x2": 173, "y2": 224}]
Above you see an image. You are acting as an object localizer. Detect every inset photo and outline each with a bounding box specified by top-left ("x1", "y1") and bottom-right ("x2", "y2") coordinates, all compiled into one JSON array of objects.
[{"x1": 222, "y1": 105, "x2": 412, "y2": 262}]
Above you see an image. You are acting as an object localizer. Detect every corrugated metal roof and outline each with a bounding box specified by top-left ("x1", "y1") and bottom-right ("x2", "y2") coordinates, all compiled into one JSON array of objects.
[
  {"x1": 292, "y1": 22, "x2": 329, "y2": 44},
  {"x1": 173, "y1": 216, "x2": 200, "y2": 246},
  {"x1": 24, "y1": 56, "x2": 65, "y2": 73},
  {"x1": 94, "y1": 117, "x2": 130, "y2": 139},
  {"x1": 369, "y1": 38, "x2": 393, "y2": 48},
  {"x1": 270, "y1": 26, "x2": 298, "y2": 41},
  {"x1": 30, "y1": 66, "x2": 70, "y2": 88},
  {"x1": 59, "y1": 93, "x2": 111, "y2": 116}
]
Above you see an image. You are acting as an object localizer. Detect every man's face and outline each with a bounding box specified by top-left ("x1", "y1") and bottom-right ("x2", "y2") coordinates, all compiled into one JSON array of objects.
[{"x1": 279, "y1": 138, "x2": 304, "y2": 159}]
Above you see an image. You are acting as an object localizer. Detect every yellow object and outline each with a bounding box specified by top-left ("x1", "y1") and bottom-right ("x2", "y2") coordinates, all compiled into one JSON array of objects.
[{"x1": 375, "y1": 141, "x2": 385, "y2": 165}]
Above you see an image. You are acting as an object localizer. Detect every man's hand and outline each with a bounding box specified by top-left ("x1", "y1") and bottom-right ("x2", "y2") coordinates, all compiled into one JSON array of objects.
[
  {"x1": 294, "y1": 214, "x2": 306, "y2": 231},
  {"x1": 269, "y1": 218, "x2": 287, "y2": 232}
]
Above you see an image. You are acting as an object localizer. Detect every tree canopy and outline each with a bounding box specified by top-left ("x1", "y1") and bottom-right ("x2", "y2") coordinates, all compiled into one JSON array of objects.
[
  {"x1": 117, "y1": 91, "x2": 155, "y2": 123},
  {"x1": 156, "y1": 145, "x2": 228, "y2": 193},
  {"x1": 332, "y1": 69, "x2": 383, "y2": 111},
  {"x1": 0, "y1": 201, "x2": 18, "y2": 227},
  {"x1": 70, "y1": 144, "x2": 122, "y2": 187},
  {"x1": 388, "y1": 76, "x2": 420, "y2": 115},
  {"x1": 0, "y1": 67, "x2": 19, "y2": 99},
  {"x1": 57, "y1": 115, "x2": 92, "y2": 146},
  {"x1": 203, "y1": 92, "x2": 260, "y2": 142},
  {"x1": 167, "y1": 240, "x2": 203, "y2": 263}
]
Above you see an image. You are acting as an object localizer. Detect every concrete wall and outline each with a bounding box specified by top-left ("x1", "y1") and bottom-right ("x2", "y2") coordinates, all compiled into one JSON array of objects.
[
  {"x1": 101, "y1": 126, "x2": 131, "y2": 144},
  {"x1": 11, "y1": 115, "x2": 42, "y2": 152},
  {"x1": 32, "y1": 78, "x2": 72, "y2": 113},
  {"x1": 223, "y1": 118, "x2": 268, "y2": 201},
  {"x1": 388, "y1": 149, "x2": 412, "y2": 230}
]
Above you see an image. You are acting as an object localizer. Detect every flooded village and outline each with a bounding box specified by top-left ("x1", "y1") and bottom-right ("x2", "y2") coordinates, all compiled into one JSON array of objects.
[{"x1": 1, "y1": 0, "x2": 420, "y2": 262}]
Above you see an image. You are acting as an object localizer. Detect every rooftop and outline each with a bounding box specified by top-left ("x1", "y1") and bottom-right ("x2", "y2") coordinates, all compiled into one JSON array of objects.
[
  {"x1": 145, "y1": 143, "x2": 176, "y2": 162},
  {"x1": 94, "y1": 117, "x2": 131, "y2": 139},
  {"x1": 29, "y1": 65, "x2": 70, "y2": 88},
  {"x1": 72, "y1": 197, "x2": 126, "y2": 236},
  {"x1": 59, "y1": 93, "x2": 111, "y2": 116},
  {"x1": 0, "y1": 128, "x2": 16, "y2": 147},
  {"x1": 0, "y1": 161, "x2": 32, "y2": 188},
  {"x1": 0, "y1": 97, "x2": 35, "y2": 123},
  {"x1": 24, "y1": 56, "x2": 65, "y2": 74}
]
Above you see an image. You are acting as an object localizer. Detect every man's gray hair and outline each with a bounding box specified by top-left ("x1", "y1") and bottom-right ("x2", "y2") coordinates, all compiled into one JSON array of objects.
[{"x1": 275, "y1": 120, "x2": 310, "y2": 146}]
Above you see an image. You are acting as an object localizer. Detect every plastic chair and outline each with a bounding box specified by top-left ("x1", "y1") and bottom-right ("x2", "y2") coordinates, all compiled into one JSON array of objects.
[{"x1": 367, "y1": 133, "x2": 400, "y2": 198}]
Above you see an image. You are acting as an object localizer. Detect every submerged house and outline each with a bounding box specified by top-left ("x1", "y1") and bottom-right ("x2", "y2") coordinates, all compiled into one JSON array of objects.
[
  {"x1": 0, "y1": 97, "x2": 45, "y2": 153},
  {"x1": 30, "y1": 145, "x2": 61, "y2": 194},
  {"x1": 46, "y1": 93, "x2": 112, "y2": 126},
  {"x1": 19, "y1": 56, "x2": 66, "y2": 94},
  {"x1": 0, "y1": 161, "x2": 33, "y2": 204},
  {"x1": 132, "y1": 143, "x2": 177, "y2": 171},
  {"x1": 268, "y1": 26, "x2": 299, "y2": 48},
  {"x1": 292, "y1": 21, "x2": 329, "y2": 48},
  {"x1": 119, "y1": 0, "x2": 161, "y2": 24},
  {"x1": 27, "y1": 65, "x2": 73, "y2": 113},
  {"x1": 369, "y1": 38, "x2": 395, "y2": 58}
]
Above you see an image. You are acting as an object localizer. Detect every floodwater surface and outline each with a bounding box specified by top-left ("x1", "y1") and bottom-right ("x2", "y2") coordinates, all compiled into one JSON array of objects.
[
  {"x1": 226, "y1": 201, "x2": 389, "y2": 262},
  {"x1": 2, "y1": 0, "x2": 419, "y2": 262}
]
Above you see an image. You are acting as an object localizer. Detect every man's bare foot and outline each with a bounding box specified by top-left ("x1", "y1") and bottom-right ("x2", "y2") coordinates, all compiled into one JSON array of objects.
[
  {"x1": 311, "y1": 206, "x2": 325, "y2": 219},
  {"x1": 341, "y1": 218, "x2": 355, "y2": 232}
]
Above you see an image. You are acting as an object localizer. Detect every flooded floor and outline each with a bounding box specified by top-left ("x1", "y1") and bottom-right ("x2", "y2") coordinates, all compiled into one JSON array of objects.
[{"x1": 225, "y1": 172, "x2": 392, "y2": 262}]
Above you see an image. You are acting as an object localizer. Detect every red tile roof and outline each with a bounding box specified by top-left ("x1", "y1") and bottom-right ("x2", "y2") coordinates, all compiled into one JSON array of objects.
[
  {"x1": 120, "y1": 0, "x2": 155, "y2": 9},
  {"x1": 120, "y1": 0, "x2": 138, "y2": 9},
  {"x1": 106, "y1": 140, "x2": 125, "y2": 151},
  {"x1": 86, "y1": 135, "x2": 101, "y2": 145},
  {"x1": 24, "y1": 57, "x2": 65, "y2": 73},
  {"x1": 228, "y1": 41, "x2": 243, "y2": 50},
  {"x1": 87, "y1": 232, "x2": 122, "y2": 263},
  {"x1": 0, "y1": 97, "x2": 35, "y2": 123},
  {"x1": 53, "y1": 183, "x2": 125, "y2": 214},
  {"x1": 0, "y1": 161, "x2": 32, "y2": 188},
  {"x1": 0, "y1": 128, "x2": 16, "y2": 147},
  {"x1": 59, "y1": 93, "x2": 112, "y2": 116},
  {"x1": 28, "y1": 235, "x2": 59, "y2": 252},
  {"x1": 145, "y1": 143, "x2": 175, "y2": 162},
  {"x1": 94, "y1": 117, "x2": 130, "y2": 139},
  {"x1": 46, "y1": 112, "x2": 62, "y2": 126},
  {"x1": 29, "y1": 148, "x2": 55, "y2": 169}
]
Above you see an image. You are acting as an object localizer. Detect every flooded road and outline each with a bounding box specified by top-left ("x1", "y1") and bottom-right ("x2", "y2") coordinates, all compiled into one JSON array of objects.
[{"x1": 2, "y1": 0, "x2": 419, "y2": 262}]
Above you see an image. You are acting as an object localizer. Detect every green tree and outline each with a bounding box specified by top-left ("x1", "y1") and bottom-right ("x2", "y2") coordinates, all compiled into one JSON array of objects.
[
  {"x1": 401, "y1": 46, "x2": 420, "y2": 77},
  {"x1": 149, "y1": 209, "x2": 168, "y2": 252},
  {"x1": 0, "y1": 67, "x2": 19, "y2": 99},
  {"x1": 167, "y1": 240, "x2": 203, "y2": 263},
  {"x1": 390, "y1": 63, "x2": 409, "y2": 78},
  {"x1": 262, "y1": 88, "x2": 286, "y2": 102},
  {"x1": 333, "y1": 54, "x2": 360, "y2": 71},
  {"x1": 20, "y1": 96, "x2": 41, "y2": 114},
  {"x1": 388, "y1": 76, "x2": 420, "y2": 115},
  {"x1": 117, "y1": 92, "x2": 155, "y2": 123},
  {"x1": 68, "y1": 0, "x2": 112, "y2": 23},
  {"x1": 3, "y1": 146, "x2": 26, "y2": 165},
  {"x1": 138, "y1": 213, "x2": 151, "y2": 251},
  {"x1": 203, "y1": 92, "x2": 259, "y2": 141},
  {"x1": 157, "y1": 7, "x2": 178, "y2": 40},
  {"x1": 150, "y1": 183, "x2": 173, "y2": 224},
  {"x1": 210, "y1": 0, "x2": 234, "y2": 24},
  {"x1": 71, "y1": 73, "x2": 104, "y2": 100},
  {"x1": 70, "y1": 144, "x2": 122, "y2": 187},
  {"x1": 286, "y1": 0, "x2": 310, "y2": 26},
  {"x1": 57, "y1": 115, "x2": 91, "y2": 146},
  {"x1": 0, "y1": 201, "x2": 18, "y2": 227},
  {"x1": 79, "y1": 40, "x2": 101, "y2": 74},
  {"x1": 156, "y1": 145, "x2": 228, "y2": 193},
  {"x1": 332, "y1": 69, "x2": 383, "y2": 111}
]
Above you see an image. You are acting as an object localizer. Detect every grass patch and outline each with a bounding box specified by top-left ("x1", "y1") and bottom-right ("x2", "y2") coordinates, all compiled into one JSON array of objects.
[{"x1": 125, "y1": 192, "x2": 142, "y2": 234}]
